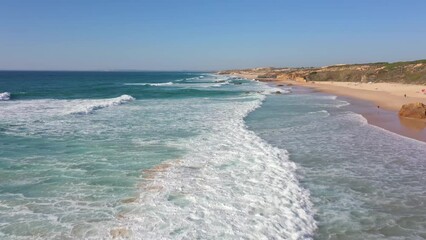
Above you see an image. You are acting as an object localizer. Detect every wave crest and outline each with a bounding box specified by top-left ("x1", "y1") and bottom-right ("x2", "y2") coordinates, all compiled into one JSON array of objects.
[
  {"x1": 71, "y1": 94, "x2": 135, "y2": 115},
  {"x1": 122, "y1": 94, "x2": 316, "y2": 239},
  {"x1": 0, "y1": 92, "x2": 11, "y2": 101},
  {"x1": 124, "y1": 82, "x2": 173, "y2": 86}
]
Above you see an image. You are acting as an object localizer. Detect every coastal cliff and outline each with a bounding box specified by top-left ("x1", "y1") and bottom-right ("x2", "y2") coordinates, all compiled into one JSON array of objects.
[{"x1": 218, "y1": 59, "x2": 426, "y2": 84}]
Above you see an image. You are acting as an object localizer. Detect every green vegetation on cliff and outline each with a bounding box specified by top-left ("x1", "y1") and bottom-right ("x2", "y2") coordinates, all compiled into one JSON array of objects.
[{"x1": 219, "y1": 59, "x2": 426, "y2": 84}]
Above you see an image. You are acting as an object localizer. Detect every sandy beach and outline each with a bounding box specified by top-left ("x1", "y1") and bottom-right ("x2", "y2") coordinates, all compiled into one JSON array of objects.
[
  {"x1": 269, "y1": 79, "x2": 426, "y2": 142},
  {"x1": 293, "y1": 81, "x2": 426, "y2": 111},
  {"x1": 224, "y1": 71, "x2": 426, "y2": 141}
]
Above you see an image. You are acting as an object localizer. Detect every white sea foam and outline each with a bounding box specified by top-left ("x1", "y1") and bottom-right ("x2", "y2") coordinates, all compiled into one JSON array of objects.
[
  {"x1": 1, "y1": 94, "x2": 136, "y2": 136},
  {"x1": 210, "y1": 80, "x2": 231, "y2": 87},
  {"x1": 270, "y1": 88, "x2": 292, "y2": 94},
  {"x1": 70, "y1": 94, "x2": 135, "y2": 114},
  {"x1": 255, "y1": 86, "x2": 291, "y2": 95},
  {"x1": 0, "y1": 77, "x2": 316, "y2": 239},
  {"x1": 308, "y1": 110, "x2": 330, "y2": 116},
  {"x1": 326, "y1": 95, "x2": 337, "y2": 100},
  {"x1": 336, "y1": 100, "x2": 350, "y2": 108},
  {"x1": 184, "y1": 75, "x2": 230, "y2": 84},
  {"x1": 116, "y1": 93, "x2": 317, "y2": 239},
  {"x1": 0, "y1": 92, "x2": 11, "y2": 101},
  {"x1": 124, "y1": 82, "x2": 173, "y2": 86}
]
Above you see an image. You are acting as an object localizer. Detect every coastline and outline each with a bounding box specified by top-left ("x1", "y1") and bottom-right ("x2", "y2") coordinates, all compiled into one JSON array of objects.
[
  {"x1": 281, "y1": 80, "x2": 426, "y2": 112},
  {"x1": 278, "y1": 80, "x2": 426, "y2": 142},
  {"x1": 232, "y1": 74, "x2": 426, "y2": 142}
]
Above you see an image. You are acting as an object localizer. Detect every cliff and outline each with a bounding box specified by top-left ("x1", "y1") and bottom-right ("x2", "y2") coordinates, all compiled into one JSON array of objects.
[{"x1": 218, "y1": 60, "x2": 426, "y2": 85}]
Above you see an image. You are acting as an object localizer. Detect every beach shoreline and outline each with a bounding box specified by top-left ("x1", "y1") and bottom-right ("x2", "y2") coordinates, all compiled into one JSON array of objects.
[
  {"x1": 277, "y1": 80, "x2": 426, "y2": 142},
  {"x1": 229, "y1": 74, "x2": 426, "y2": 142},
  {"x1": 283, "y1": 80, "x2": 426, "y2": 111}
]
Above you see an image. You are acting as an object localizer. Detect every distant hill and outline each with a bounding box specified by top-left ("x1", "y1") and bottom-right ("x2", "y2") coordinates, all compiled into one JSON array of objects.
[{"x1": 219, "y1": 60, "x2": 426, "y2": 84}]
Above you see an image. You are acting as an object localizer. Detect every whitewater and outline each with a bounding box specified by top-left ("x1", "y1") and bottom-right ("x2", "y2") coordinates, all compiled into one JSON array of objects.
[
  {"x1": 0, "y1": 72, "x2": 315, "y2": 239},
  {"x1": 2, "y1": 71, "x2": 425, "y2": 239}
]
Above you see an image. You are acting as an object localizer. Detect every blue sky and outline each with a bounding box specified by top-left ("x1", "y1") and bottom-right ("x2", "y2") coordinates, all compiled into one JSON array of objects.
[{"x1": 1, "y1": 0, "x2": 426, "y2": 70}]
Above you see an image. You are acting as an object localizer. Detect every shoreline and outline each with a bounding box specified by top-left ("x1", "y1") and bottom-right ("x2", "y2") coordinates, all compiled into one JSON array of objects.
[
  {"x1": 285, "y1": 80, "x2": 426, "y2": 111},
  {"x1": 232, "y1": 74, "x2": 426, "y2": 142},
  {"x1": 273, "y1": 80, "x2": 426, "y2": 142}
]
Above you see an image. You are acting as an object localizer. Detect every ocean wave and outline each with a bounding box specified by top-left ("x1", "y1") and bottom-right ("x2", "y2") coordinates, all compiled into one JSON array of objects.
[
  {"x1": 0, "y1": 77, "x2": 317, "y2": 238},
  {"x1": 308, "y1": 109, "x2": 330, "y2": 115},
  {"x1": 306, "y1": 110, "x2": 331, "y2": 118},
  {"x1": 336, "y1": 100, "x2": 350, "y2": 108},
  {"x1": 70, "y1": 94, "x2": 135, "y2": 115},
  {"x1": 210, "y1": 80, "x2": 231, "y2": 87},
  {"x1": 317, "y1": 95, "x2": 337, "y2": 100},
  {"x1": 120, "y1": 94, "x2": 317, "y2": 239},
  {"x1": 124, "y1": 82, "x2": 173, "y2": 86},
  {"x1": 0, "y1": 92, "x2": 11, "y2": 101},
  {"x1": 261, "y1": 88, "x2": 291, "y2": 95}
]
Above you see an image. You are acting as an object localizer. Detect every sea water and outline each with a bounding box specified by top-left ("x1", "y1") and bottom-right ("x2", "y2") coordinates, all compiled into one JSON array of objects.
[
  {"x1": 0, "y1": 72, "x2": 314, "y2": 239},
  {"x1": 0, "y1": 71, "x2": 425, "y2": 239},
  {"x1": 246, "y1": 88, "x2": 426, "y2": 239}
]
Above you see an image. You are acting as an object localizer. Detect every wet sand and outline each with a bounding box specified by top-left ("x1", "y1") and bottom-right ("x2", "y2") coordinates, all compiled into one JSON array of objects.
[
  {"x1": 276, "y1": 80, "x2": 426, "y2": 111},
  {"x1": 341, "y1": 96, "x2": 426, "y2": 142},
  {"x1": 281, "y1": 83, "x2": 426, "y2": 142}
]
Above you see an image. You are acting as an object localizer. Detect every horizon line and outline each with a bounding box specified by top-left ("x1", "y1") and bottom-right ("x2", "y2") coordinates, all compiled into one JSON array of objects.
[{"x1": 1, "y1": 58, "x2": 425, "y2": 73}]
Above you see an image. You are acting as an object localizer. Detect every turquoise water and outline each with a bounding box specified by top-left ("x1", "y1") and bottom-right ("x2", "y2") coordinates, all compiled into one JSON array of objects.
[
  {"x1": 0, "y1": 72, "x2": 314, "y2": 239},
  {"x1": 0, "y1": 72, "x2": 425, "y2": 239}
]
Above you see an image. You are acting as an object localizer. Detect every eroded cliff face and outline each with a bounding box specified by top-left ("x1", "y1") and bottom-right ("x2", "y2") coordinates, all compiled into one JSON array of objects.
[{"x1": 218, "y1": 60, "x2": 426, "y2": 84}]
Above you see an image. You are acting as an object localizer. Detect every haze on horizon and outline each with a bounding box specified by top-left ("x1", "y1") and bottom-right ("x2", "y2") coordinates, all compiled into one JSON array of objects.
[{"x1": 1, "y1": 0, "x2": 426, "y2": 71}]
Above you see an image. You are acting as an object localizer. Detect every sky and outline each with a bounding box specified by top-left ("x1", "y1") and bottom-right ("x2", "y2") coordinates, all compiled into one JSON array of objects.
[{"x1": 1, "y1": 0, "x2": 426, "y2": 71}]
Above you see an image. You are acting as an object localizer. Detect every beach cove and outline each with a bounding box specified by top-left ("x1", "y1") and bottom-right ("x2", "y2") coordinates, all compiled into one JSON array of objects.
[
  {"x1": 272, "y1": 80, "x2": 426, "y2": 142},
  {"x1": 224, "y1": 61, "x2": 426, "y2": 143}
]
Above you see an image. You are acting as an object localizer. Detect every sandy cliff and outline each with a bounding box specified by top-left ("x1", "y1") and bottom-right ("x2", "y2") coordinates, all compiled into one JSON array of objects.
[{"x1": 219, "y1": 60, "x2": 426, "y2": 85}]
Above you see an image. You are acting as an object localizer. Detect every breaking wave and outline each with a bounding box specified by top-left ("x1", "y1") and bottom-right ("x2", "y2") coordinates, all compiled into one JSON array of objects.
[
  {"x1": 124, "y1": 82, "x2": 173, "y2": 86},
  {"x1": 0, "y1": 92, "x2": 11, "y2": 101},
  {"x1": 117, "y1": 93, "x2": 317, "y2": 239},
  {"x1": 70, "y1": 94, "x2": 135, "y2": 114}
]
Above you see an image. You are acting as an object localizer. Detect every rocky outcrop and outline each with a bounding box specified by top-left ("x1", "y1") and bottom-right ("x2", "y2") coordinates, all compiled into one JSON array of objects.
[{"x1": 399, "y1": 103, "x2": 426, "y2": 119}]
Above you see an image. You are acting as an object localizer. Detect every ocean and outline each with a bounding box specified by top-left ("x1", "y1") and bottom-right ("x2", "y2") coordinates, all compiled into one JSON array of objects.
[{"x1": 0, "y1": 71, "x2": 425, "y2": 239}]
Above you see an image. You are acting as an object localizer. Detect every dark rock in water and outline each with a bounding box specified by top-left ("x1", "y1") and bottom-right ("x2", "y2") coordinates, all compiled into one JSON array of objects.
[
  {"x1": 277, "y1": 84, "x2": 284, "y2": 87},
  {"x1": 399, "y1": 102, "x2": 426, "y2": 119},
  {"x1": 275, "y1": 91, "x2": 282, "y2": 94},
  {"x1": 233, "y1": 82, "x2": 242, "y2": 85}
]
